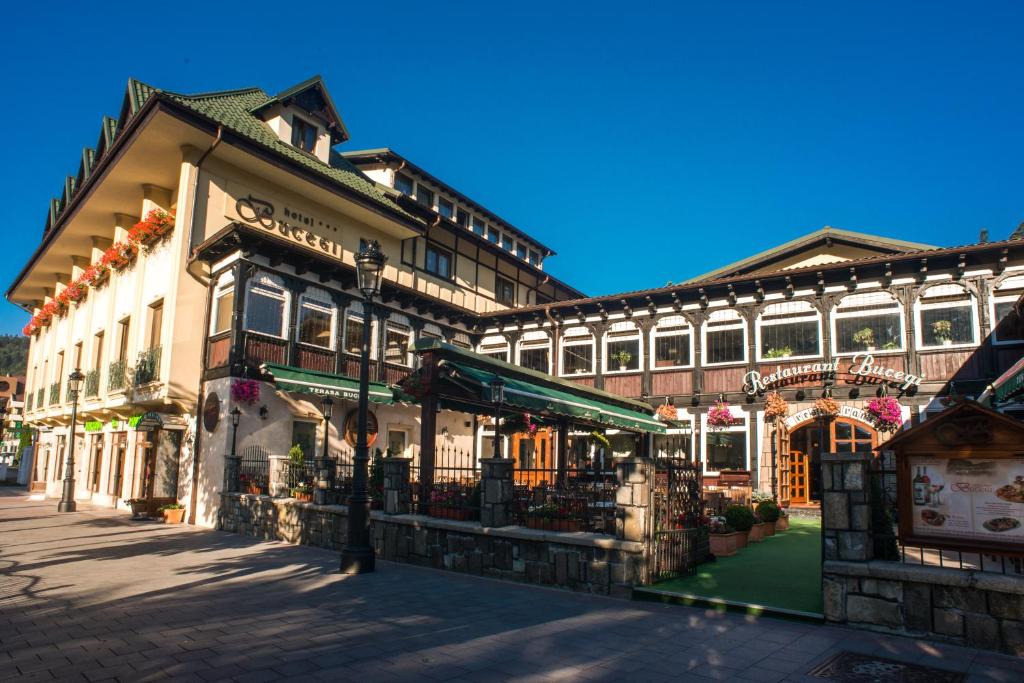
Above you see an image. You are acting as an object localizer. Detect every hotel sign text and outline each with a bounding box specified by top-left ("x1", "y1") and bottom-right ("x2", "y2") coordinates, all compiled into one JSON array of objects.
[
  {"x1": 235, "y1": 195, "x2": 341, "y2": 257},
  {"x1": 744, "y1": 353, "x2": 925, "y2": 396}
]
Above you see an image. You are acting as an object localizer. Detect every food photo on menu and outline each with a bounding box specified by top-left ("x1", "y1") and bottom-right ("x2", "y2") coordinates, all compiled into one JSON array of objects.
[{"x1": 909, "y1": 457, "x2": 1024, "y2": 542}]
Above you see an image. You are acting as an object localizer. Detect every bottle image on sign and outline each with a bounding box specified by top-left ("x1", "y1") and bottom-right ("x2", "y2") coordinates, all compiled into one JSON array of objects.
[{"x1": 913, "y1": 466, "x2": 932, "y2": 506}]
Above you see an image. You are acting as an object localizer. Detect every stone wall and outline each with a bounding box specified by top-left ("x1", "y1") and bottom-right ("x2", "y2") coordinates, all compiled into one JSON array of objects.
[
  {"x1": 824, "y1": 560, "x2": 1024, "y2": 655},
  {"x1": 217, "y1": 493, "x2": 647, "y2": 596}
]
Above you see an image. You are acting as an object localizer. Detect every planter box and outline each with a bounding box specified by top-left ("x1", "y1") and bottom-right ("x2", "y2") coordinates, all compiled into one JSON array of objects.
[
  {"x1": 293, "y1": 491, "x2": 313, "y2": 502},
  {"x1": 129, "y1": 501, "x2": 148, "y2": 519},
  {"x1": 763, "y1": 521, "x2": 776, "y2": 537},
  {"x1": 162, "y1": 508, "x2": 185, "y2": 524},
  {"x1": 776, "y1": 516, "x2": 789, "y2": 531},
  {"x1": 430, "y1": 506, "x2": 474, "y2": 521},
  {"x1": 245, "y1": 483, "x2": 264, "y2": 495},
  {"x1": 709, "y1": 532, "x2": 740, "y2": 557},
  {"x1": 734, "y1": 530, "x2": 749, "y2": 549},
  {"x1": 748, "y1": 523, "x2": 767, "y2": 543},
  {"x1": 526, "y1": 517, "x2": 582, "y2": 532}
]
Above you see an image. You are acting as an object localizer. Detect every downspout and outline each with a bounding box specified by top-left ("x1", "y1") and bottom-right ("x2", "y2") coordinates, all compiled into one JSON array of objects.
[{"x1": 186, "y1": 126, "x2": 222, "y2": 526}]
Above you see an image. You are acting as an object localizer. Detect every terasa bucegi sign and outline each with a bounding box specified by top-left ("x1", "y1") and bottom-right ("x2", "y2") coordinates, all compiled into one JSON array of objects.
[
  {"x1": 744, "y1": 353, "x2": 925, "y2": 396},
  {"x1": 235, "y1": 194, "x2": 342, "y2": 258}
]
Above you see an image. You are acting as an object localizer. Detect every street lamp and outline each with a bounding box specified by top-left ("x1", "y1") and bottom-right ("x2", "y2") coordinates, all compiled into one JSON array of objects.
[
  {"x1": 316, "y1": 396, "x2": 334, "y2": 505},
  {"x1": 490, "y1": 378, "x2": 505, "y2": 459},
  {"x1": 57, "y1": 369, "x2": 85, "y2": 513},
  {"x1": 230, "y1": 406, "x2": 241, "y2": 456},
  {"x1": 341, "y1": 239, "x2": 387, "y2": 574}
]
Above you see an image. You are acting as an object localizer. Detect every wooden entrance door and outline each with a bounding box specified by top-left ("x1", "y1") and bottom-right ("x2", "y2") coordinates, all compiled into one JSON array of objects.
[
  {"x1": 108, "y1": 432, "x2": 127, "y2": 498},
  {"x1": 789, "y1": 450, "x2": 810, "y2": 504},
  {"x1": 87, "y1": 434, "x2": 104, "y2": 493},
  {"x1": 138, "y1": 429, "x2": 182, "y2": 514},
  {"x1": 511, "y1": 429, "x2": 553, "y2": 486}
]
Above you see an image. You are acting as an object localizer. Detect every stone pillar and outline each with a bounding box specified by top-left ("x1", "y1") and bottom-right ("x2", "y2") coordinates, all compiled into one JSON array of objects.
[
  {"x1": 480, "y1": 458, "x2": 514, "y2": 527},
  {"x1": 314, "y1": 455, "x2": 335, "y2": 505},
  {"x1": 615, "y1": 457, "x2": 654, "y2": 543},
  {"x1": 821, "y1": 452, "x2": 873, "y2": 562},
  {"x1": 224, "y1": 455, "x2": 241, "y2": 493},
  {"x1": 382, "y1": 457, "x2": 411, "y2": 515},
  {"x1": 268, "y1": 455, "x2": 289, "y2": 498}
]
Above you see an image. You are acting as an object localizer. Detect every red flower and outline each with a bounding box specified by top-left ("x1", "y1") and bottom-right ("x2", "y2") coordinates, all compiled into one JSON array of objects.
[{"x1": 127, "y1": 208, "x2": 175, "y2": 249}]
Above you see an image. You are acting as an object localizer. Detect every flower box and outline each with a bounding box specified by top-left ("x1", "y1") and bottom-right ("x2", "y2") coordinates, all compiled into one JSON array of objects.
[
  {"x1": 162, "y1": 507, "x2": 185, "y2": 524},
  {"x1": 734, "y1": 530, "x2": 749, "y2": 549},
  {"x1": 526, "y1": 517, "x2": 582, "y2": 532},
  {"x1": 430, "y1": 506, "x2": 474, "y2": 521},
  {"x1": 748, "y1": 522, "x2": 766, "y2": 543},
  {"x1": 776, "y1": 516, "x2": 789, "y2": 531},
  {"x1": 709, "y1": 532, "x2": 741, "y2": 557},
  {"x1": 129, "y1": 500, "x2": 148, "y2": 519},
  {"x1": 245, "y1": 483, "x2": 264, "y2": 495},
  {"x1": 763, "y1": 521, "x2": 776, "y2": 537},
  {"x1": 293, "y1": 491, "x2": 313, "y2": 502}
]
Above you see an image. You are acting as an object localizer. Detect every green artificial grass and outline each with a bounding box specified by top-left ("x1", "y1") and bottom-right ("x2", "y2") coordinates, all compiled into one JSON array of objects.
[{"x1": 652, "y1": 516, "x2": 823, "y2": 615}]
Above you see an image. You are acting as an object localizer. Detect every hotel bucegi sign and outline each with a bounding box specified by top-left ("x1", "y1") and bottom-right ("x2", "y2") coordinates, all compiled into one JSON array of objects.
[
  {"x1": 227, "y1": 186, "x2": 342, "y2": 258},
  {"x1": 744, "y1": 353, "x2": 925, "y2": 397}
]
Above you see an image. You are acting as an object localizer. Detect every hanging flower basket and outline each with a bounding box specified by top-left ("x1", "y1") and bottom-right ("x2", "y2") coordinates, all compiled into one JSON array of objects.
[
  {"x1": 866, "y1": 396, "x2": 903, "y2": 432},
  {"x1": 813, "y1": 397, "x2": 840, "y2": 417},
  {"x1": 707, "y1": 401, "x2": 735, "y2": 431},
  {"x1": 231, "y1": 379, "x2": 261, "y2": 405},
  {"x1": 656, "y1": 403, "x2": 678, "y2": 421},
  {"x1": 127, "y1": 208, "x2": 175, "y2": 251},
  {"x1": 500, "y1": 412, "x2": 540, "y2": 436},
  {"x1": 764, "y1": 391, "x2": 789, "y2": 420}
]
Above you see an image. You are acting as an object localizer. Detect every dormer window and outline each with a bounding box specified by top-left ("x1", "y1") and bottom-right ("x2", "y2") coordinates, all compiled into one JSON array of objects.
[{"x1": 291, "y1": 116, "x2": 318, "y2": 153}]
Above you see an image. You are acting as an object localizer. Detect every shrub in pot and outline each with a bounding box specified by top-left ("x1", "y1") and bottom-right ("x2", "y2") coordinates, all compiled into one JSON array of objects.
[
  {"x1": 708, "y1": 517, "x2": 740, "y2": 557},
  {"x1": 776, "y1": 507, "x2": 789, "y2": 531},
  {"x1": 159, "y1": 503, "x2": 186, "y2": 524},
  {"x1": 724, "y1": 504, "x2": 755, "y2": 549},
  {"x1": 126, "y1": 498, "x2": 148, "y2": 519},
  {"x1": 755, "y1": 500, "x2": 780, "y2": 536}
]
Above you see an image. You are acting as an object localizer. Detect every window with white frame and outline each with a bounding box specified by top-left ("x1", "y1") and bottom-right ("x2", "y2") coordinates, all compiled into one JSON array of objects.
[
  {"x1": 757, "y1": 301, "x2": 820, "y2": 360},
  {"x1": 244, "y1": 272, "x2": 289, "y2": 338},
  {"x1": 703, "y1": 309, "x2": 746, "y2": 365},
  {"x1": 992, "y1": 276, "x2": 1024, "y2": 344},
  {"x1": 450, "y1": 332, "x2": 472, "y2": 349},
  {"x1": 651, "y1": 316, "x2": 692, "y2": 369},
  {"x1": 704, "y1": 409, "x2": 747, "y2": 473},
  {"x1": 518, "y1": 332, "x2": 550, "y2": 373},
  {"x1": 604, "y1": 322, "x2": 641, "y2": 372},
  {"x1": 472, "y1": 217, "x2": 486, "y2": 237},
  {"x1": 653, "y1": 422, "x2": 693, "y2": 459},
  {"x1": 833, "y1": 291, "x2": 903, "y2": 354},
  {"x1": 343, "y1": 303, "x2": 377, "y2": 357},
  {"x1": 384, "y1": 322, "x2": 412, "y2": 366},
  {"x1": 425, "y1": 244, "x2": 453, "y2": 279},
  {"x1": 501, "y1": 234, "x2": 514, "y2": 252},
  {"x1": 479, "y1": 335, "x2": 509, "y2": 362},
  {"x1": 560, "y1": 327, "x2": 594, "y2": 375},
  {"x1": 437, "y1": 197, "x2": 454, "y2": 220},
  {"x1": 916, "y1": 284, "x2": 977, "y2": 348},
  {"x1": 297, "y1": 287, "x2": 335, "y2": 349},
  {"x1": 420, "y1": 323, "x2": 443, "y2": 342},
  {"x1": 210, "y1": 270, "x2": 235, "y2": 335}
]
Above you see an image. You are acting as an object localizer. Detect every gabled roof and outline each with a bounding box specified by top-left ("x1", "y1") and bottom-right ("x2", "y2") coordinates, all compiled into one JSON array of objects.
[
  {"x1": 250, "y1": 75, "x2": 350, "y2": 144},
  {"x1": 685, "y1": 226, "x2": 937, "y2": 283}
]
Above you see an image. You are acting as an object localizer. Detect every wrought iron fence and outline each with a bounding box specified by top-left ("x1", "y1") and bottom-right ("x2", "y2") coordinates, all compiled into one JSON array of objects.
[
  {"x1": 108, "y1": 359, "x2": 127, "y2": 392},
  {"x1": 135, "y1": 346, "x2": 161, "y2": 385},
  {"x1": 871, "y1": 451, "x2": 1022, "y2": 575},
  {"x1": 238, "y1": 445, "x2": 270, "y2": 495},
  {"x1": 651, "y1": 449, "x2": 708, "y2": 579},
  {"x1": 48, "y1": 383, "x2": 60, "y2": 406},
  {"x1": 35, "y1": 388, "x2": 43, "y2": 410},
  {"x1": 411, "y1": 443, "x2": 480, "y2": 521},
  {"x1": 84, "y1": 369, "x2": 100, "y2": 398}
]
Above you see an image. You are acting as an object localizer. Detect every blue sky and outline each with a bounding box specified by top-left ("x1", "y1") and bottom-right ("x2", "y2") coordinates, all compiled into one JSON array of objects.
[{"x1": 3, "y1": 1, "x2": 1023, "y2": 333}]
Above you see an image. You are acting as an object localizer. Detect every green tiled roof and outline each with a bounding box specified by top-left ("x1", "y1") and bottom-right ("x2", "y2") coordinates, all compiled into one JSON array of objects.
[{"x1": 129, "y1": 80, "x2": 415, "y2": 222}]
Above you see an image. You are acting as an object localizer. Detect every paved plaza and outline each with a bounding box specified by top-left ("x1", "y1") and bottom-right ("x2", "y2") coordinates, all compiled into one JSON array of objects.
[{"x1": 0, "y1": 488, "x2": 1020, "y2": 682}]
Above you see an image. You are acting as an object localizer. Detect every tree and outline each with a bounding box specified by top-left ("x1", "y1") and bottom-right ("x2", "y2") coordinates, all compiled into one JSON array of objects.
[{"x1": 0, "y1": 335, "x2": 28, "y2": 376}]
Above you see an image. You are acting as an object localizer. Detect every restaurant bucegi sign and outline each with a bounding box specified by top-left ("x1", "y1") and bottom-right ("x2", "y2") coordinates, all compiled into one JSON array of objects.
[{"x1": 744, "y1": 353, "x2": 925, "y2": 396}]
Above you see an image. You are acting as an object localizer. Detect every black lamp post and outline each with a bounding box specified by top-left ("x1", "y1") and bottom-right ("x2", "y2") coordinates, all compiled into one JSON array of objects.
[
  {"x1": 57, "y1": 369, "x2": 85, "y2": 513},
  {"x1": 316, "y1": 396, "x2": 334, "y2": 505},
  {"x1": 490, "y1": 378, "x2": 505, "y2": 459},
  {"x1": 340, "y1": 240, "x2": 386, "y2": 574},
  {"x1": 230, "y1": 407, "x2": 241, "y2": 456}
]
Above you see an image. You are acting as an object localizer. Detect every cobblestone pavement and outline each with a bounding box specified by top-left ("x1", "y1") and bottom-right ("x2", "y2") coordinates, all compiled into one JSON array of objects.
[{"x1": 0, "y1": 488, "x2": 1020, "y2": 682}]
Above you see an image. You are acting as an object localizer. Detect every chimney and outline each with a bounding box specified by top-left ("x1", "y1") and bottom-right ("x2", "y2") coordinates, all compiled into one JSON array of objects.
[{"x1": 979, "y1": 227, "x2": 989, "y2": 243}]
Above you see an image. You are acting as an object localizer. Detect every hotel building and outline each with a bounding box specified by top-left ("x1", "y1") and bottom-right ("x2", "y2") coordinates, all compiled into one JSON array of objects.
[{"x1": 9, "y1": 75, "x2": 1024, "y2": 525}]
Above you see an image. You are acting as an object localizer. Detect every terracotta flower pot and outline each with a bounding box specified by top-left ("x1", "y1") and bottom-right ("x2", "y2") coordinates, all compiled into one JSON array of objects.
[
  {"x1": 162, "y1": 508, "x2": 185, "y2": 524},
  {"x1": 293, "y1": 491, "x2": 313, "y2": 502},
  {"x1": 776, "y1": 516, "x2": 789, "y2": 531},
  {"x1": 709, "y1": 532, "x2": 739, "y2": 557},
  {"x1": 734, "y1": 530, "x2": 749, "y2": 549},
  {"x1": 748, "y1": 523, "x2": 766, "y2": 543},
  {"x1": 763, "y1": 521, "x2": 776, "y2": 537}
]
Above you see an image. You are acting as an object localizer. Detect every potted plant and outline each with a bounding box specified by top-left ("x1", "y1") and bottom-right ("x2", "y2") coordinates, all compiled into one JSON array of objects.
[
  {"x1": 159, "y1": 503, "x2": 186, "y2": 524},
  {"x1": 866, "y1": 396, "x2": 903, "y2": 432},
  {"x1": 708, "y1": 517, "x2": 740, "y2": 557},
  {"x1": 932, "y1": 319, "x2": 953, "y2": 346},
  {"x1": 776, "y1": 507, "x2": 789, "y2": 531},
  {"x1": 611, "y1": 350, "x2": 632, "y2": 371},
  {"x1": 125, "y1": 498, "x2": 148, "y2": 520},
  {"x1": 755, "y1": 500, "x2": 780, "y2": 536},
  {"x1": 748, "y1": 511, "x2": 767, "y2": 542},
  {"x1": 724, "y1": 504, "x2": 755, "y2": 549},
  {"x1": 291, "y1": 482, "x2": 313, "y2": 502},
  {"x1": 763, "y1": 346, "x2": 793, "y2": 359},
  {"x1": 852, "y1": 327, "x2": 875, "y2": 352}
]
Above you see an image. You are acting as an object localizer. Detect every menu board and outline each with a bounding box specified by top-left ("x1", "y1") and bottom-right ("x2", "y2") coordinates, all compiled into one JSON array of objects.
[{"x1": 908, "y1": 456, "x2": 1024, "y2": 544}]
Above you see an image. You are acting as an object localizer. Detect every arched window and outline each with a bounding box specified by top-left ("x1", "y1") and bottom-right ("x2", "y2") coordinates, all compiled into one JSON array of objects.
[
  {"x1": 244, "y1": 272, "x2": 289, "y2": 338},
  {"x1": 517, "y1": 330, "x2": 551, "y2": 373},
  {"x1": 450, "y1": 331, "x2": 472, "y2": 349},
  {"x1": 703, "y1": 309, "x2": 746, "y2": 366},
  {"x1": 832, "y1": 291, "x2": 903, "y2": 355},
  {"x1": 297, "y1": 286, "x2": 336, "y2": 349},
  {"x1": 991, "y1": 275, "x2": 1024, "y2": 345},
  {"x1": 756, "y1": 301, "x2": 820, "y2": 361},
  {"x1": 604, "y1": 321, "x2": 641, "y2": 373},
  {"x1": 478, "y1": 335, "x2": 510, "y2": 362},
  {"x1": 915, "y1": 284, "x2": 978, "y2": 349},
  {"x1": 560, "y1": 326, "x2": 594, "y2": 376},
  {"x1": 420, "y1": 323, "x2": 443, "y2": 341},
  {"x1": 651, "y1": 315, "x2": 692, "y2": 369},
  {"x1": 343, "y1": 301, "x2": 377, "y2": 359},
  {"x1": 384, "y1": 313, "x2": 413, "y2": 366}
]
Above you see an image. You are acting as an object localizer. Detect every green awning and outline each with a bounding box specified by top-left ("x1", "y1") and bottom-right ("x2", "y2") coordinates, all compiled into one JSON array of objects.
[
  {"x1": 992, "y1": 356, "x2": 1024, "y2": 404},
  {"x1": 442, "y1": 361, "x2": 665, "y2": 433},
  {"x1": 260, "y1": 363, "x2": 394, "y2": 404}
]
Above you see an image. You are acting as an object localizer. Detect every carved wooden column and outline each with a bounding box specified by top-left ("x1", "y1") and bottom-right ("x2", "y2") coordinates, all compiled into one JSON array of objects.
[
  {"x1": 228, "y1": 262, "x2": 251, "y2": 375},
  {"x1": 638, "y1": 318, "x2": 655, "y2": 399},
  {"x1": 590, "y1": 321, "x2": 609, "y2": 391}
]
